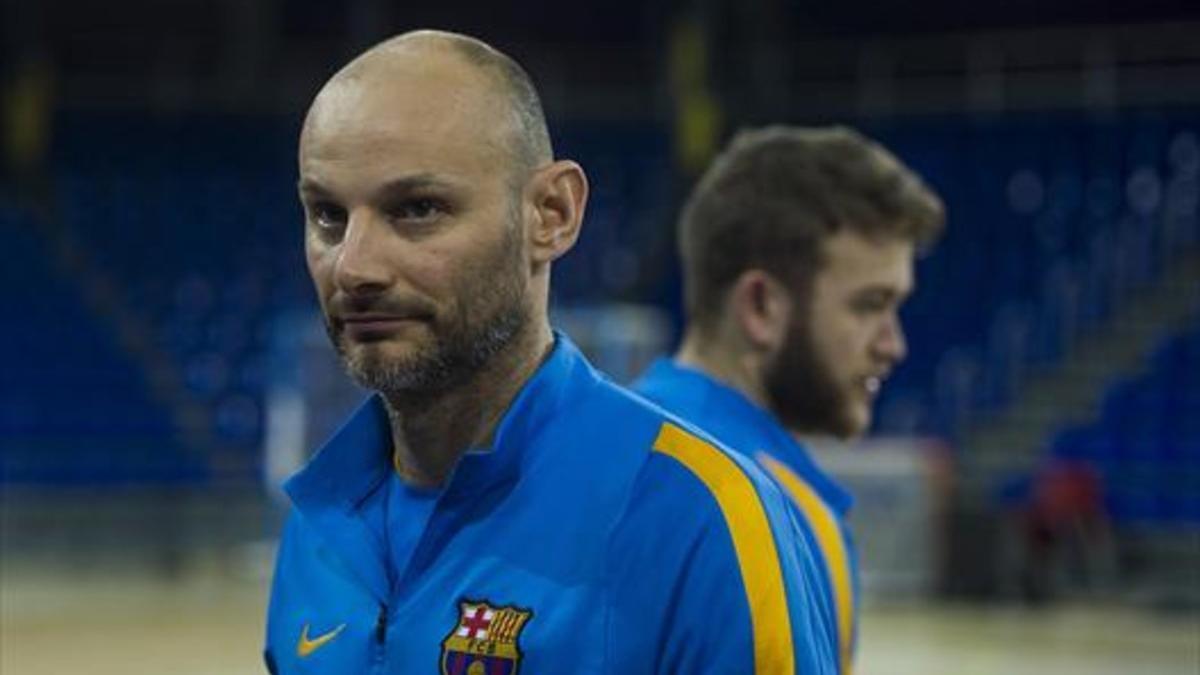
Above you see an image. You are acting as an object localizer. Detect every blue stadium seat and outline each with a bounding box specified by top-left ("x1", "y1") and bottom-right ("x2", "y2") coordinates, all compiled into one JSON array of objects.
[{"x1": 17, "y1": 108, "x2": 1199, "y2": 490}]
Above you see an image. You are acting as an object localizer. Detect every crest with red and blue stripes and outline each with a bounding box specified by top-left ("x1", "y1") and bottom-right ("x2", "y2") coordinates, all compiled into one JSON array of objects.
[{"x1": 440, "y1": 599, "x2": 532, "y2": 675}]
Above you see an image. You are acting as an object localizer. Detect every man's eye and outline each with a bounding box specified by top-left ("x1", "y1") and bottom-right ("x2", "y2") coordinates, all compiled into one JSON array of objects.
[
  {"x1": 390, "y1": 198, "x2": 444, "y2": 221},
  {"x1": 310, "y1": 202, "x2": 347, "y2": 229},
  {"x1": 853, "y1": 297, "x2": 889, "y2": 314}
]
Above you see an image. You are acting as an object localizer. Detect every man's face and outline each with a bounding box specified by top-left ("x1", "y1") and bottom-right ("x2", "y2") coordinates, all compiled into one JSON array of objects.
[
  {"x1": 765, "y1": 230, "x2": 913, "y2": 439},
  {"x1": 298, "y1": 55, "x2": 531, "y2": 397}
]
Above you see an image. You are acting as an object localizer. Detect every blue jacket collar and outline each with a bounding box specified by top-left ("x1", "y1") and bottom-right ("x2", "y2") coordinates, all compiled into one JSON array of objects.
[
  {"x1": 641, "y1": 358, "x2": 854, "y2": 515},
  {"x1": 440, "y1": 331, "x2": 581, "y2": 500},
  {"x1": 282, "y1": 332, "x2": 585, "y2": 600},
  {"x1": 285, "y1": 331, "x2": 583, "y2": 514}
]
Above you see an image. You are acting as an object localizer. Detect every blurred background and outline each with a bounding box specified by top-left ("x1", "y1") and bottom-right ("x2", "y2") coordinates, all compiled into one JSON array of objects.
[{"x1": 1, "y1": 1, "x2": 1198, "y2": 673}]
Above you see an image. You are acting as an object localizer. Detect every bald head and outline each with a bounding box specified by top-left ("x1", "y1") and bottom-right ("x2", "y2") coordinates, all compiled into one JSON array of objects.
[
  {"x1": 304, "y1": 30, "x2": 552, "y2": 179},
  {"x1": 297, "y1": 29, "x2": 590, "y2": 417}
]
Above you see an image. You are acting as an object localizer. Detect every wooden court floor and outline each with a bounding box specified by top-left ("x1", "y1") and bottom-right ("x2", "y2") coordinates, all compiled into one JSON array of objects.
[{"x1": 3, "y1": 565, "x2": 1197, "y2": 674}]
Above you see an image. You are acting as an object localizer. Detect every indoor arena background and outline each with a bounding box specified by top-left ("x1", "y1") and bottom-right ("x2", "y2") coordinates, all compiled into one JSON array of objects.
[{"x1": 2, "y1": 1, "x2": 1198, "y2": 673}]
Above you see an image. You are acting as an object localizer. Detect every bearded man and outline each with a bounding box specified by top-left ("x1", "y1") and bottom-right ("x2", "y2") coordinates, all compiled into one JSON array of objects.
[
  {"x1": 635, "y1": 125, "x2": 945, "y2": 675},
  {"x1": 264, "y1": 31, "x2": 837, "y2": 675}
]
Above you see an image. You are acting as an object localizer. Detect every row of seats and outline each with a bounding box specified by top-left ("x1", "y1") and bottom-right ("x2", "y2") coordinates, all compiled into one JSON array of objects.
[
  {"x1": 5, "y1": 110, "x2": 1197, "y2": 511},
  {"x1": 0, "y1": 204, "x2": 204, "y2": 483},
  {"x1": 870, "y1": 113, "x2": 1199, "y2": 443},
  {"x1": 1048, "y1": 321, "x2": 1200, "y2": 524}
]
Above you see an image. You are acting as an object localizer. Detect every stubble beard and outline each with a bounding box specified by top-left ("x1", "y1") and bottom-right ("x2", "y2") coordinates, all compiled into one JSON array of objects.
[
  {"x1": 326, "y1": 220, "x2": 530, "y2": 404},
  {"x1": 330, "y1": 299, "x2": 528, "y2": 400}
]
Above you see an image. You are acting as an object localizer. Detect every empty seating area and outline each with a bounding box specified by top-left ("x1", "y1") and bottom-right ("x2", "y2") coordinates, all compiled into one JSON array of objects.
[
  {"x1": 1051, "y1": 321, "x2": 1200, "y2": 525},
  {"x1": 50, "y1": 115, "x2": 305, "y2": 467},
  {"x1": 4, "y1": 109, "x2": 1197, "y2": 528},
  {"x1": 0, "y1": 203, "x2": 203, "y2": 484},
  {"x1": 867, "y1": 113, "x2": 1199, "y2": 443}
]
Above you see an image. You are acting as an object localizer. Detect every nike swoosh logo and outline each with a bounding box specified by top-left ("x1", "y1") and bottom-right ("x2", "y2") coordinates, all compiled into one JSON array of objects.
[{"x1": 297, "y1": 622, "x2": 346, "y2": 658}]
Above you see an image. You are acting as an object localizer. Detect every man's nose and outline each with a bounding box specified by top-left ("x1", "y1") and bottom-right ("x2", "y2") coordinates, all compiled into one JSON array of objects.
[
  {"x1": 875, "y1": 313, "x2": 908, "y2": 364},
  {"x1": 333, "y1": 210, "x2": 392, "y2": 295}
]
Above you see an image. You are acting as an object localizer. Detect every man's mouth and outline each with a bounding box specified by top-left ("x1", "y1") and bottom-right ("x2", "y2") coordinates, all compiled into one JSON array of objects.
[
  {"x1": 861, "y1": 375, "x2": 883, "y2": 397},
  {"x1": 339, "y1": 313, "x2": 430, "y2": 340}
]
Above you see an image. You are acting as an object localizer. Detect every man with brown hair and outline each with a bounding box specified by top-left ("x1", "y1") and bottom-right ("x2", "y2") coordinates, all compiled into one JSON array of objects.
[{"x1": 635, "y1": 125, "x2": 945, "y2": 674}]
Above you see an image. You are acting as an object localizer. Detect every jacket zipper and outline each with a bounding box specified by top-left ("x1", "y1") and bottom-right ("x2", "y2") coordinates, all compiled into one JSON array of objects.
[
  {"x1": 373, "y1": 602, "x2": 388, "y2": 671},
  {"x1": 375, "y1": 602, "x2": 389, "y2": 644}
]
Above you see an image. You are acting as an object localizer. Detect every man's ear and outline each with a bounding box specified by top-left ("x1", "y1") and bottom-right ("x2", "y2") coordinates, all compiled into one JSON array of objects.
[
  {"x1": 526, "y1": 160, "x2": 588, "y2": 265},
  {"x1": 729, "y1": 269, "x2": 792, "y2": 353}
]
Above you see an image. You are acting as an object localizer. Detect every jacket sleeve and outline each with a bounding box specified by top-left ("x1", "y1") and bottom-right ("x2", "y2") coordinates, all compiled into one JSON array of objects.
[{"x1": 604, "y1": 430, "x2": 838, "y2": 675}]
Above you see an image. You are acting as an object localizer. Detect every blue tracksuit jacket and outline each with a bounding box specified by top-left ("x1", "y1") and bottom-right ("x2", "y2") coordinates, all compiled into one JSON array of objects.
[
  {"x1": 266, "y1": 335, "x2": 837, "y2": 674},
  {"x1": 634, "y1": 359, "x2": 858, "y2": 675}
]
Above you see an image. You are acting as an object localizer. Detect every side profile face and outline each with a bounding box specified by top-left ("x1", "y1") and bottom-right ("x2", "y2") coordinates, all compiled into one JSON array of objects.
[
  {"x1": 766, "y1": 230, "x2": 913, "y2": 439},
  {"x1": 299, "y1": 46, "x2": 532, "y2": 395}
]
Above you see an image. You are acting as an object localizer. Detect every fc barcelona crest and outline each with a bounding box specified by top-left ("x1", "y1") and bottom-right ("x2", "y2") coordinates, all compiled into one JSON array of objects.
[{"x1": 440, "y1": 599, "x2": 533, "y2": 675}]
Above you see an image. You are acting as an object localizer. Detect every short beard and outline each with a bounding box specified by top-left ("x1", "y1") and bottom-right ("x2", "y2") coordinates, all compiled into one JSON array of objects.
[
  {"x1": 327, "y1": 213, "x2": 530, "y2": 404},
  {"x1": 330, "y1": 299, "x2": 528, "y2": 402},
  {"x1": 764, "y1": 311, "x2": 859, "y2": 439}
]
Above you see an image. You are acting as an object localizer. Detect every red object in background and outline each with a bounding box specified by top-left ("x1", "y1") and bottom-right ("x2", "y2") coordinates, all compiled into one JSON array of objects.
[{"x1": 1031, "y1": 460, "x2": 1105, "y2": 527}]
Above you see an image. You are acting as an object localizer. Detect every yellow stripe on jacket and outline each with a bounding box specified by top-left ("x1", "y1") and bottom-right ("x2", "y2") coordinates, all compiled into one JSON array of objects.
[
  {"x1": 758, "y1": 452, "x2": 854, "y2": 675},
  {"x1": 652, "y1": 423, "x2": 795, "y2": 675}
]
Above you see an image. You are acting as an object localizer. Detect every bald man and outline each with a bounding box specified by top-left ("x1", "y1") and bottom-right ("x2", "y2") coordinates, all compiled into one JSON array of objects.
[{"x1": 264, "y1": 31, "x2": 837, "y2": 674}]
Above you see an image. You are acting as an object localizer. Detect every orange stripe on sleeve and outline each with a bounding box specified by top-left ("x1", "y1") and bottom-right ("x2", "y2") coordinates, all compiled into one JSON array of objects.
[
  {"x1": 652, "y1": 423, "x2": 795, "y2": 675},
  {"x1": 758, "y1": 452, "x2": 854, "y2": 675}
]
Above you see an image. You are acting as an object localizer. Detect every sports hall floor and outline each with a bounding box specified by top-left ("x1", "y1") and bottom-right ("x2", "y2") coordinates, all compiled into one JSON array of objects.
[{"x1": 3, "y1": 559, "x2": 1196, "y2": 674}]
